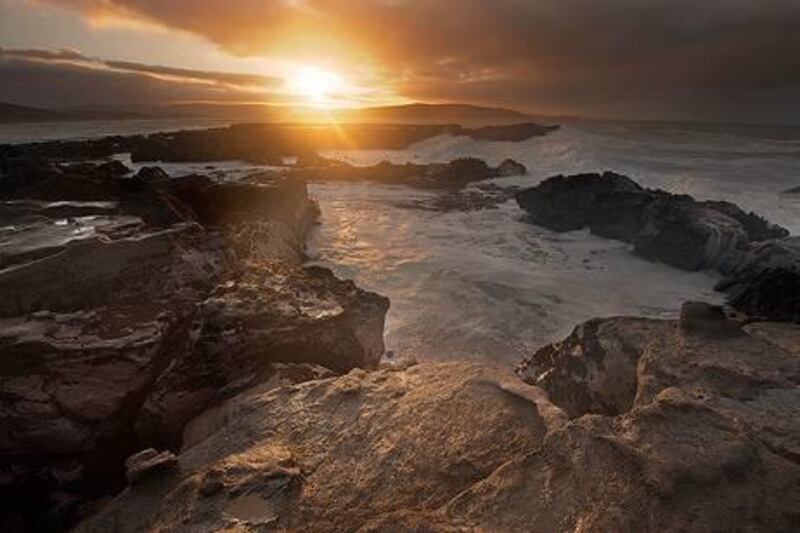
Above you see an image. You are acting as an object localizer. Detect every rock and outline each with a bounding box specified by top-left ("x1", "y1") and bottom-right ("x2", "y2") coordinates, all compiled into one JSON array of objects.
[
  {"x1": 135, "y1": 264, "x2": 389, "y2": 447},
  {"x1": 75, "y1": 362, "x2": 564, "y2": 532},
  {"x1": 508, "y1": 302, "x2": 800, "y2": 531},
  {"x1": 134, "y1": 166, "x2": 170, "y2": 182},
  {"x1": 516, "y1": 172, "x2": 644, "y2": 233},
  {"x1": 0, "y1": 224, "x2": 216, "y2": 317},
  {"x1": 76, "y1": 312, "x2": 800, "y2": 532},
  {"x1": 717, "y1": 237, "x2": 800, "y2": 321},
  {"x1": 295, "y1": 157, "x2": 527, "y2": 190},
  {"x1": 634, "y1": 197, "x2": 750, "y2": 271},
  {"x1": 495, "y1": 158, "x2": 528, "y2": 177},
  {"x1": 466, "y1": 122, "x2": 560, "y2": 142},
  {"x1": 95, "y1": 160, "x2": 131, "y2": 178},
  {"x1": 516, "y1": 172, "x2": 788, "y2": 273},
  {"x1": 125, "y1": 449, "x2": 178, "y2": 485}
]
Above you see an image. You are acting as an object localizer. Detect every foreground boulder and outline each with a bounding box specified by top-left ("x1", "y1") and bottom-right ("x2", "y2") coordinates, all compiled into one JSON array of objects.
[
  {"x1": 75, "y1": 362, "x2": 563, "y2": 532},
  {"x1": 76, "y1": 304, "x2": 800, "y2": 531},
  {"x1": 516, "y1": 172, "x2": 788, "y2": 272},
  {"x1": 510, "y1": 302, "x2": 799, "y2": 531}
]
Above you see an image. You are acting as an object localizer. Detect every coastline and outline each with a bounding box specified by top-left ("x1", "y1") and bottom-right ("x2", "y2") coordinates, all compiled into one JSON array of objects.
[{"x1": 1, "y1": 122, "x2": 798, "y2": 531}]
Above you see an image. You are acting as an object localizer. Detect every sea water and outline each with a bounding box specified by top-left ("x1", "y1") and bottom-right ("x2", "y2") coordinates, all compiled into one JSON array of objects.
[{"x1": 3, "y1": 119, "x2": 799, "y2": 365}]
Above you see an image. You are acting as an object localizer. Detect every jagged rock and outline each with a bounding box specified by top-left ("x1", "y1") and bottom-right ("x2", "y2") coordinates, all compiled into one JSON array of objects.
[
  {"x1": 516, "y1": 172, "x2": 788, "y2": 272},
  {"x1": 135, "y1": 264, "x2": 389, "y2": 447},
  {"x1": 125, "y1": 449, "x2": 178, "y2": 485}
]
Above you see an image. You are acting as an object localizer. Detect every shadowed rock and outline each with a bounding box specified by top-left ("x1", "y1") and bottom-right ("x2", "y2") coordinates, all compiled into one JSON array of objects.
[
  {"x1": 516, "y1": 172, "x2": 787, "y2": 273},
  {"x1": 294, "y1": 157, "x2": 527, "y2": 190},
  {"x1": 717, "y1": 237, "x2": 800, "y2": 321}
]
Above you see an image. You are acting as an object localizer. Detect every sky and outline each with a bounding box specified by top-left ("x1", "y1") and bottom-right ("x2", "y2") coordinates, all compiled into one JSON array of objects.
[{"x1": 1, "y1": 0, "x2": 799, "y2": 123}]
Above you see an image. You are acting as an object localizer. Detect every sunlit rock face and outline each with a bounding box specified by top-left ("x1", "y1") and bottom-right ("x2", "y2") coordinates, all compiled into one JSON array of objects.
[
  {"x1": 75, "y1": 305, "x2": 800, "y2": 532},
  {"x1": 75, "y1": 362, "x2": 564, "y2": 532},
  {"x1": 509, "y1": 302, "x2": 800, "y2": 532}
]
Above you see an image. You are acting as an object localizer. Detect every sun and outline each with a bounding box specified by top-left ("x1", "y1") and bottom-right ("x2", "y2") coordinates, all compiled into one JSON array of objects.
[{"x1": 288, "y1": 66, "x2": 345, "y2": 106}]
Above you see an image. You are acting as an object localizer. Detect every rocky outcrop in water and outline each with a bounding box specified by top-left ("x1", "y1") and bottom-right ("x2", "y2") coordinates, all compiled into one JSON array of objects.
[
  {"x1": 516, "y1": 172, "x2": 787, "y2": 272},
  {"x1": 75, "y1": 302, "x2": 800, "y2": 532},
  {"x1": 0, "y1": 122, "x2": 555, "y2": 167},
  {"x1": 0, "y1": 160, "x2": 389, "y2": 530},
  {"x1": 515, "y1": 172, "x2": 800, "y2": 319},
  {"x1": 294, "y1": 157, "x2": 527, "y2": 190}
]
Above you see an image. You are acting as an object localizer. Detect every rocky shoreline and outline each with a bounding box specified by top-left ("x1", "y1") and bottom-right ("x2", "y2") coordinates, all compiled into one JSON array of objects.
[{"x1": 1, "y1": 126, "x2": 799, "y2": 531}]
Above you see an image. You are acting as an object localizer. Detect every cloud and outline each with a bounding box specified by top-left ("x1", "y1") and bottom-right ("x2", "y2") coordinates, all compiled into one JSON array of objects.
[
  {"x1": 14, "y1": 1, "x2": 800, "y2": 120},
  {"x1": 102, "y1": 60, "x2": 280, "y2": 89},
  {"x1": 0, "y1": 48, "x2": 289, "y2": 108}
]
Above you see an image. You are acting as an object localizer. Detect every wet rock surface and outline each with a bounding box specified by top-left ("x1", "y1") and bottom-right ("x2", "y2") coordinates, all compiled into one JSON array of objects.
[
  {"x1": 0, "y1": 159, "x2": 389, "y2": 530},
  {"x1": 76, "y1": 303, "x2": 800, "y2": 532}
]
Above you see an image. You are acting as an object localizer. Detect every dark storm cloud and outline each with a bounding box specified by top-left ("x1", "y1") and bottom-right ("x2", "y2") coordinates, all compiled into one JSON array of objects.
[
  {"x1": 0, "y1": 52, "x2": 283, "y2": 108},
  {"x1": 103, "y1": 60, "x2": 280, "y2": 88},
  {"x1": 21, "y1": 1, "x2": 800, "y2": 120}
]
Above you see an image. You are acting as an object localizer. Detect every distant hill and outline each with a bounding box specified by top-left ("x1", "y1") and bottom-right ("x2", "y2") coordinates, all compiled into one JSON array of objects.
[
  {"x1": 0, "y1": 100, "x2": 557, "y2": 128},
  {"x1": 0, "y1": 102, "x2": 143, "y2": 124},
  {"x1": 159, "y1": 102, "x2": 546, "y2": 127},
  {"x1": 301, "y1": 103, "x2": 539, "y2": 126},
  {"x1": 0, "y1": 102, "x2": 67, "y2": 123}
]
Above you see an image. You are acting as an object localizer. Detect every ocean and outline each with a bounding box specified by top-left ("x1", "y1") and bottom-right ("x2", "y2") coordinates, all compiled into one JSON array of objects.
[{"x1": 3, "y1": 118, "x2": 800, "y2": 365}]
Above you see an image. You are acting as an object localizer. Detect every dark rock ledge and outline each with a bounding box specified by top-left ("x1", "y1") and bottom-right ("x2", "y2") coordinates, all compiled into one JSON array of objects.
[
  {"x1": 0, "y1": 160, "x2": 388, "y2": 530},
  {"x1": 516, "y1": 172, "x2": 799, "y2": 321}
]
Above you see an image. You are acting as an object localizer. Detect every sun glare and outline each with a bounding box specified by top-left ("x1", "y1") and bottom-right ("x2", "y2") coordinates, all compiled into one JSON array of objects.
[{"x1": 288, "y1": 66, "x2": 345, "y2": 106}]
